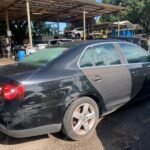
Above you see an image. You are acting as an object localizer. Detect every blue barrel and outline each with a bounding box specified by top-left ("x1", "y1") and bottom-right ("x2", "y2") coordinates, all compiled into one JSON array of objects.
[{"x1": 18, "y1": 50, "x2": 26, "y2": 61}]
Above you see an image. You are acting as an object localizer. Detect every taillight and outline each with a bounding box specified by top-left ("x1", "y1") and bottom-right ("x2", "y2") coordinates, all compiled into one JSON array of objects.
[
  {"x1": 0, "y1": 86, "x2": 2, "y2": 96},
  {"x1": 3, "y1": 84, "x2": 24, "y2": 102}
]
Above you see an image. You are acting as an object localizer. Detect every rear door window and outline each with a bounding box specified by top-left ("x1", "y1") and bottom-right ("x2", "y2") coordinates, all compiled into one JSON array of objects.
[
  {"x1": 79, "y1": 47, "x2": 94, "y2": 68},
  {"x1": 93, "y1": 43, "x2": 121, "y2": 66}
]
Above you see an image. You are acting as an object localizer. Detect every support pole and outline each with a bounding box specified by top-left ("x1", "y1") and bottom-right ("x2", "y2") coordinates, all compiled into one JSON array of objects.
[
  {"x1": 91, "y1": 17, "x2": 94, "y2": 33},
  {"x1": 26, "y1": 0, "x2": 33, "y2": 48},
  {"x1": 118, "y1": 3, "x2": 122, "y2": 37},
  {"x1": 57, "y1": 18, "x2": 59, "y2": 36},
  {"x1": 5, "y1": 9, "x2": 11, "y2": 58},
  {"x1": 5, "y1": 9, "x2": 10, "y2": 32},
  {"x1": 83, "y1": 10, "x2": 86, "y2": 41},
  {"x1": 117, "y1": 15, "x2": 120, "y2": 37}
]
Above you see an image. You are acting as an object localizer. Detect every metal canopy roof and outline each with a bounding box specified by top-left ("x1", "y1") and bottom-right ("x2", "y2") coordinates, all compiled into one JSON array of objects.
[
  {"x1": 93, "y1": 23, "x2": 127, "y2": 30},
  {"x1": 0, "y1": 0, "x2": 123, "y2": 23}
]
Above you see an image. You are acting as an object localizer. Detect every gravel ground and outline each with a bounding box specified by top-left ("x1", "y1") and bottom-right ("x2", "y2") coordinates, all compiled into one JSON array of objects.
[{"x1": 0, "y1": 59, "x2": 150, "y2": 150}]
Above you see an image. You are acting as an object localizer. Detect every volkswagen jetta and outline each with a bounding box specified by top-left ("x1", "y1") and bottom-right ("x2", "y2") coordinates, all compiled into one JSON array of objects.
[{"x1": 0, "y1": 40, "x2": 150, "y2": 140}]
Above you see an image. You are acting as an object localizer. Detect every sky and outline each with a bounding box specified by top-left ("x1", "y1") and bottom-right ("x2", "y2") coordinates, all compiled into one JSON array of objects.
[
  {"x1": 59, "y1": 23, "x2": 67, "y2": 32},
  {"x1": 96, "y1": 0, "x2": 102, "y2": 2}
]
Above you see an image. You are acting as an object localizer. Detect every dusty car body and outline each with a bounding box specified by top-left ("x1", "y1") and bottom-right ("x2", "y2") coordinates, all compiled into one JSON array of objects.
[{"x1": 0, "y1": 40, "x2": 150, "y2": 140}]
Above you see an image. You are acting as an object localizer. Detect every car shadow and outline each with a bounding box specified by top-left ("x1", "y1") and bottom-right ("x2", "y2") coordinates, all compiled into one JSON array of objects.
[
  {"x1": 96, "y1": 99, "x2": 150, "y2": 150},
  {"x1": 51, "y1": 99, "x2": 150, "y2": 150},
  {"x1": 0, "y1": 99, "x2": 150, "y2": 150},
  {"x1": 0, "y1": 134, "x2": 48, "y2": 145}
]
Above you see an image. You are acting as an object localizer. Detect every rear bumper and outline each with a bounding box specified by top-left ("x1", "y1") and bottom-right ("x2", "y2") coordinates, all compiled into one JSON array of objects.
[{"x1": 0, "y1": 123, "x2": 61, "y2": 138}]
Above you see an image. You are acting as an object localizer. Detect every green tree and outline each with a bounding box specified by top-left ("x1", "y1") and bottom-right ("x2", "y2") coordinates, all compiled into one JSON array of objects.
[
  {"x1": 32, "y1": 21, "x2": 53, "y2": 41},
  {"x1": 10, "y1": 21, "x2": 28, "y2": 44},
  {"x1": 0, "y1": 21, "x2": 53, "y2": 44},
  {"x1": 64, "y1": 23, "x2": 72, "y2": 31},
  {"x1": 102, "y1": 0, "x2": 150, "y2": 35},
  {"x1": 32, "y1": 21, "x2": 52, "y2": 37},
  {"x1": 142, "y1": 0, "x2": 150, "y2": 35}
]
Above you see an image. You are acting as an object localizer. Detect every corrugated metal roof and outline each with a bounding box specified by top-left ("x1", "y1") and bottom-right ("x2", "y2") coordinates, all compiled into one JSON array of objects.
[{"x1": 0, "y1": 0, "x2": 123, "y2": 22}]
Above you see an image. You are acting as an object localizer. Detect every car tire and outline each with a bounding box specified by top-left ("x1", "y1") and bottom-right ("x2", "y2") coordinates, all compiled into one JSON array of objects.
[
  {"x1": 75, "y1": 34, "x2": 81, "y2": 39},
  {"x1": 0, "y1": 132, "x2": 6, "y2": 140},
  {"x1": 62, "y1": 97, "x2": 99, "y2": 141}
]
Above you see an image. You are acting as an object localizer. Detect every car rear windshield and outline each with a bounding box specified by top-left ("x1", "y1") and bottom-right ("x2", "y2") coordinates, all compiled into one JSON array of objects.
[{"x1": 20, "y1": 47, "x2": 68, "y2": 67}]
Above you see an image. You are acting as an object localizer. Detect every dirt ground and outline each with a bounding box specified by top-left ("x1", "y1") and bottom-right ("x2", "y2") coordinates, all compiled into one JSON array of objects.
[
  {"x1": 0, "y1": 59, "x2": 150, "y2": 150},
  {"x1": 0, "y1": 58, "x2": 15, "y2": 66}
]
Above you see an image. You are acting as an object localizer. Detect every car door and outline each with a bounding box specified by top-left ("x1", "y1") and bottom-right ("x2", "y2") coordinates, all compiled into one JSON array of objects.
[
  {"x1": 118, "y1": 42, "x2": 150, "y2": 100},
  {"x1": 79, "y1": 43, "x2": 132, "y2": 111}
]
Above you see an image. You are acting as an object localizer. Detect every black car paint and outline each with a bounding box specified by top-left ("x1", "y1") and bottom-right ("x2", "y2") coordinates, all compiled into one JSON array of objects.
[
  {"x1": 117, "y1": 43, "x2": 150, "y2": 100},
  {"x1": 0, "y1": 43, "x2": 103, "y2": 134},
  {"x1": 0, "y1": 40, "x2": 149, "y2": 138}
]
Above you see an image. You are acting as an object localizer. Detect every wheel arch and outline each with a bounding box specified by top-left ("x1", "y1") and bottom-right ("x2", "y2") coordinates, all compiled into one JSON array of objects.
[
  {"x1": 62, "y1": 92, "x2": 105, "y2": 122},
  {"x1": 80, "y1": 94, "x2": 103, "y2": 117}
]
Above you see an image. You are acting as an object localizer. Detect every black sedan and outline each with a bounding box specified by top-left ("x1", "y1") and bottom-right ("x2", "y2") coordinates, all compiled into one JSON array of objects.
[{"x1": 0, "y1": 40, "x2": 150, "y2": 140}]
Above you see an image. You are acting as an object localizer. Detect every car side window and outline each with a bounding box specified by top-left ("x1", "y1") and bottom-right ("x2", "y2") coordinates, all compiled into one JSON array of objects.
[
  {"x1": 93, "y1": 43, "x2": 121, "y2": 66},
  {"x1": 79, "y1": 47, "x2": 93, "y2": 68},
  {"x1": 119, "y1": 43, "x2": 150, "y2": 63},
  {"x1": 77, "y1": 28, "x2": 83, "y2": 31}
]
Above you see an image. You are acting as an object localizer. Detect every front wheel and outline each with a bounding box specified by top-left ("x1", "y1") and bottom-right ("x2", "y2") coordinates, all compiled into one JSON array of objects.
[
  {"x1": 62, "y1": 97, "x2": 99, "y2": 141},
  {"x1": 75, "y1": 34, "x2": 81, "y2": 39}
]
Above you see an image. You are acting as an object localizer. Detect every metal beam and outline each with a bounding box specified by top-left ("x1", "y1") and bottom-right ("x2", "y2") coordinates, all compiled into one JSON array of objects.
[
  {"x1": 73, "y1": 0, "x2": 123, "y2": 10},
  {"x1": 5, "y1": 9, "x2": 10, "y2": 31},
  {"x1": 26, "y1": 0, "x2": 33, "y2": 48},
  {"x1": 117, "y1": 15, "x2": 120, "y2": 37},
  {"x1": 65, "y1": 7, "x2": 114, "y2": 23},
  {"x1": 39, "y1": 4, "x2": 83, "y2": 22},
  {"x1": 117, "y1": 3, "x2": 122, "y2": 37},
  {"x1": 83, "y1": 10, "x2": 86, "y2": 41},
  {"x1": 57, "y1": 17, "x2": 59, "y2": 35},
  {"x1": 0, "y1": 0, "x2": 21, "y2": 15}
]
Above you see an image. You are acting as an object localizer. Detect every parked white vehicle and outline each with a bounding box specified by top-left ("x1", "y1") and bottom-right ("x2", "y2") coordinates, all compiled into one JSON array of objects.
[
  {"x1": 65, "y1": 27, "x2": 84, "y2": 39},
  {"x1": 36, "y1": 43, "x2": 48, "y2": 50},
  {"x1": 48, "y1": 39, "x2": 73, "y2": 46},
  {"x1": 26, "y1": 47, "x2": 37, "y2": 55}
]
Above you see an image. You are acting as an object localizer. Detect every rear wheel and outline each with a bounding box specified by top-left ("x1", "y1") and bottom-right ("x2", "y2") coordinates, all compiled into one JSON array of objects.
[
  {"x1": 0, "y1": 132, "x2": 6, "y2": 140},
  {"x1": 62, "y1": 97, "x2": 99, "y2": 140}
]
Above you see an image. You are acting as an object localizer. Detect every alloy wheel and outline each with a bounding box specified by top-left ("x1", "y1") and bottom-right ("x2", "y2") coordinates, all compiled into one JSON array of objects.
[{"x1": 72, "y1": 103, "x2": 96, "y2": 135}]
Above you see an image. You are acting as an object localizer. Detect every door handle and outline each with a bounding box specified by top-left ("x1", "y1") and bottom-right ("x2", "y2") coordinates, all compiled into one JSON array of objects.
[{"x1": 92, "y1": 75, "x2": 102, "y2": 82}]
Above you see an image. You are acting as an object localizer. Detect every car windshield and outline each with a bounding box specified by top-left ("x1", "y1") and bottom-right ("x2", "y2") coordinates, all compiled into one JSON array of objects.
[{"x1": 20, "y1": 47, "x2": 68, "y2": 67}]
